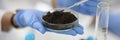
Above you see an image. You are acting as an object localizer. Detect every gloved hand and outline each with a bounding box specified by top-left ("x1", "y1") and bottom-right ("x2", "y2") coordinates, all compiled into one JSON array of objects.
[
  {"x1": 15, "y1": 9, "x2": 46, "y2": 34},
  {"x1": 57, "y1": 0, "x2": 101, "y2": 16},
  {"x1": 15, "y1": 9, "x2": 84, "y2": 36},
  {"x1": 49, "y1": 24, "x2": 84, "y2": 36}
]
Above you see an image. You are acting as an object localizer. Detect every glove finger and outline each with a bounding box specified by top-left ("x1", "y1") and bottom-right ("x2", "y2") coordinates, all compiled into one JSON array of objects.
[
  {"x1": 89, "y1": 0, "x2": 101, "y2": 2},
  {"x1": 31, "y1": 22, "x2": 46, "y2": 34},
  {"x1": 73, "y1": 24, "x2": 84, "y2": 35},
  {"x1": 47, "y1": 29, "x2": 77, "y2": 36},
  {"x1": 55, "y1": 29, "x2": 77, "y2": 36},
  {"x1": 57, "y1": 0, "x2": 80, "y2": 8},
  {"x1": 79, "y1": 5, "x2": 97, "y2": 16},
  {"x1": 84, "y1": 0, "x2": 100, "y2": 7}
]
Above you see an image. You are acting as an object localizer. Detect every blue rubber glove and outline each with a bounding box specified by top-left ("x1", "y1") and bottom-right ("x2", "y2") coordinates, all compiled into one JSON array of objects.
[
  {"x1": 50, "y1": 24, "x2": 84, "y2": 36},
  {"x1": 15, "y1": 9, "x2": 46, "y2": 34},
  {"x1": 108, "y1": 13, "x2": 120, "y2": 36},
  {"x1": 57, "y1": 0, "x2": 101, "y2": 16},
  {"x1": 15, "y1": 9, "x2": 84, "y2": 36}
]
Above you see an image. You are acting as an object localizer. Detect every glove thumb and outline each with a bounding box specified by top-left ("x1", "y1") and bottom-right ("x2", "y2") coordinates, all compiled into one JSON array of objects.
[{"x1": 31, "y1": 22, "x2": 46, "y2": 34}]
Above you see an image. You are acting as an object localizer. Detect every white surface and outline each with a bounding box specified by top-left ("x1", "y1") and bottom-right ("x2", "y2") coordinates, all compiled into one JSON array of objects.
[
  {"x1": 35, "y1": 2, "x2": 53, "y2": 12},
  {"x1": 1, "y1": 0, "x2": 37, "y2": 11}
]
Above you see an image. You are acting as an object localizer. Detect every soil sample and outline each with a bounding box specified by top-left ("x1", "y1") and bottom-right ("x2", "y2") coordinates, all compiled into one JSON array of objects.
[{"x1": 42, "y1": 10, "x2": 78, "y2": 30}]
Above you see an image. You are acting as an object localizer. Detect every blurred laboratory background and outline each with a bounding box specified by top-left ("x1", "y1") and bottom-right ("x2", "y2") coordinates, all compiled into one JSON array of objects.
[{"x1": 0, "y1": 0, "x2": 120, "y2": 40}]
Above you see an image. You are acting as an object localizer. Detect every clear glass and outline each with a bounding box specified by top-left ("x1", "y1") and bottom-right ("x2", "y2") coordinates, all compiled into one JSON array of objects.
[{"x1": 94, "y1": 2, "x2": 110, "y2": 40}]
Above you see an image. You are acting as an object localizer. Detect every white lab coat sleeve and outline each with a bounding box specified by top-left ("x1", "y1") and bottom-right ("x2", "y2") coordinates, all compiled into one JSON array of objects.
[{"x1": 0, "y1": 10, "x2": 6, "y2": 32}]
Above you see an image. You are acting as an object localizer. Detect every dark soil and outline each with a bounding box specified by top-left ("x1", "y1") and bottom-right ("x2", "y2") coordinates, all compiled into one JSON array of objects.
[{"x1": 43, "y1": 10, "x2": 77, "y2": 24}]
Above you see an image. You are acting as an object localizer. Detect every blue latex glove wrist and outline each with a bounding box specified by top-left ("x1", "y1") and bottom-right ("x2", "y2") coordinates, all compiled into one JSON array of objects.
[
  {"x1": 57, "y1": 0, "x2": 101, "y2": 16},
  {"x1": 15, "y1": 9, "x2": 84, "y2": 36}
]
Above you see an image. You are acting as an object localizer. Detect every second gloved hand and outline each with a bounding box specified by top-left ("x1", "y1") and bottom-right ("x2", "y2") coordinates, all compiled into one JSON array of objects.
[
  {"x1": 57, "y1": 0, "x2": 101, "y2": 16},
  {"x1": 15, "y1": 9, "x2": 84, "y2": 36}
]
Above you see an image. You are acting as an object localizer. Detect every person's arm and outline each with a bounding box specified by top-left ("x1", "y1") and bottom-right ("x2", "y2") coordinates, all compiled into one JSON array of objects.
[
  {"x1": 52, "y1": 0, "x2": 57, "y2": 8},
  {"x1": 1, "y1": 11, "x2": 19, "y2": 32}
]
